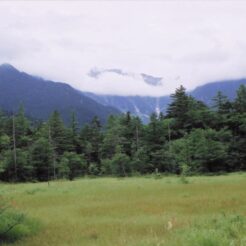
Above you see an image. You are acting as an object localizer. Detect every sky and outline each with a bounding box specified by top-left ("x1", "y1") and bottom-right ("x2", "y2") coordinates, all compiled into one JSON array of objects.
[{"x1": 0, "y1": 1, "x2": 246, "y2": 96}]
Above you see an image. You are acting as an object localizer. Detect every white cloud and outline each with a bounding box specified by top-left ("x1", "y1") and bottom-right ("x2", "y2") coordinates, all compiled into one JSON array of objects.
[{"x1": 0, "y1": 1, "x2": 246, "y2": 96}]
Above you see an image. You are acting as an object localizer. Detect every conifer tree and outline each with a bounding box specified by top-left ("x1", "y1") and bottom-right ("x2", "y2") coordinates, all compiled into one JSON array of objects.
[{"x1": 48, "y1": 111, "x2": 67, "y2": 155}]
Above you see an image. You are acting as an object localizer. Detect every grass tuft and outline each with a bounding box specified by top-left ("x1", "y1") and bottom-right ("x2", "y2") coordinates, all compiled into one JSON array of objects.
[{"x1": 170, "y1": 214, "x2": 246, "y2": 246}]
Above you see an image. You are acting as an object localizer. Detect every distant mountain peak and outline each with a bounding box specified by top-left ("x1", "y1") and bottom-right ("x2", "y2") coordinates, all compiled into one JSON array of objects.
[
  {"x1": 0, "y1": 63, "x2": 19, "y2": 72},
  {"x1": 0, "y1": 63, "x2": 20, "y2": 74},
  {"x1": 0, "y1": 64, "x2": 120, "y2": 124}
]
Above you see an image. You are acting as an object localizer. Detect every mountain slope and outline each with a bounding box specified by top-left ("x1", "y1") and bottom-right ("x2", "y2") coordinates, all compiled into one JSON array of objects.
[
  {"x1": 1, "y1": 63, "x2": 245, "y2": 124},
  {"x1": 83, "y1": 79, "x2": 246, "y2": 122},
  {"x1": 0, "y1": 64, "x2": 119, "y2": 125},
  {"x1": 191, "y1": 79, "x2": 246, "y2": 104},
  {"x1": 83, "y1": 92, "x2": 170, "y2": 123}
]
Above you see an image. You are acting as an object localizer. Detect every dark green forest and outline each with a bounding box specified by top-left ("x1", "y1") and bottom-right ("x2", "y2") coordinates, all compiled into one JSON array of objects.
[{"x1": 0, "y1": 85, "x2": 245, "y2": 182}]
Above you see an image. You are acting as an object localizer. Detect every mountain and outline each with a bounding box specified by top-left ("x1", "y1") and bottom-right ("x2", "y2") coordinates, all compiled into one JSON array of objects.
[
  {"x1": 83, "y1": 79, "x2": 246, "y2": 122},
  {"x1": 191, "y1": 79, "x2": 246, "y2": 104},
  {"x1": 83, "y1": 92, "x2": 170, "y2": 123},
  {"x1": 0, "y1": 64, "x2": 119, "y2": 125},
  {"x1": 1, "y1": 63, "x2": 245, "y2": 124}
]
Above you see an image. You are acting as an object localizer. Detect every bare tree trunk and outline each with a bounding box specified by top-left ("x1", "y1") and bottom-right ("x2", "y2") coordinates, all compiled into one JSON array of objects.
[
  {"x1": 168, "y1": 121, "x2": 174, "y2": 161},
  {"x1": 12, "y1": 115, "x2": 17, "y2": 182},
  {"x1": 168, "y1": 122, "x2": 171, "y2": 143},
  {"x1": 122, "y1": 163, "x2": 127, "y2": 177},
  {"x1": 48, "y1": 126, "x2": 56, "y2": 181},
  {"x1": 136, "y1": 125, "x2": 139, "y2": 151},
  {"x1": 48, "y1": 126, "x2": 51, "y2": 185}
]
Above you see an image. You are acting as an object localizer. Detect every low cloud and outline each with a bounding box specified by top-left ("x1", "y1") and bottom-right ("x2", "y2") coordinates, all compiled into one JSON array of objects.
[
  {"x1": 0, "y1": 1, "x2": 246, "y2": 96},
  {"x1": 82, "y1": 72, "x2": 174, "y2": 97}
]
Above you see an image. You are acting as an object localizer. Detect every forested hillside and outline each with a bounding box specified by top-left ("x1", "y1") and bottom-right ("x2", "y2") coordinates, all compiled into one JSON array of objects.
[
  {"x1": 0, "y1": 64, "x2": 119, "y2": 125},
  {"x1": 0, "y1": 85, "x2": 245, "y2": 182}
]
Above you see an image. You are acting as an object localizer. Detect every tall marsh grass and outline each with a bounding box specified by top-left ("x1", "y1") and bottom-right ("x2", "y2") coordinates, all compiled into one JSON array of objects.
[{"x1": 0, "y1": 173, "x2": 245, "y2": 246}]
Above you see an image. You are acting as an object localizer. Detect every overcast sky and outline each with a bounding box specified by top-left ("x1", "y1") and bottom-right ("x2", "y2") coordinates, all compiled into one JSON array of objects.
[{"x1": 0, "y1": 1, "x2": 246, "y2": 96}]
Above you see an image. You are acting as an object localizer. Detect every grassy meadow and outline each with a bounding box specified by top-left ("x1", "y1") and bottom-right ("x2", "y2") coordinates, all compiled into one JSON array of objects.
[{"x1": 1, "y1": 173, "x2": 246, "y2": 246}]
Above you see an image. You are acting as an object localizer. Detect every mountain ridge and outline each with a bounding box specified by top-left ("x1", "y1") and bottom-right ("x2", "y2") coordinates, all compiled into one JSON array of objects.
[
  {"x1": 1, "y1": 63, "x2": 245, "y2": 124},
  {"x1": 83, "y1": 79, "x2": 246, "y2": 122},
  {"x1": 0, "y1": 64, "x2": 120, "y2": 125}
]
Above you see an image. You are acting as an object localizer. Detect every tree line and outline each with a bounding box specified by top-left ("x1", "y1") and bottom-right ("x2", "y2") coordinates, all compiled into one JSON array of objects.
[{"x1": 0, "y1": 85, "x2": 245, "y2": 182}]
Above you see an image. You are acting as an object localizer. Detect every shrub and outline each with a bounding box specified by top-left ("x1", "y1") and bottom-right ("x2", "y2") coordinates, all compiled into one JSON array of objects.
[
  {"x1": 179, "y1": 163, "x2": 190, "y2": 184},
  {"x1": 88, "y1": 163, "x2": 100, "y2": 176},
  {"x1": 58, "y1": 152, "x2": 87, "y2": 180},
  {"x1": 110, "y1": 152, "x2": 131, "y2": 177},
  {"x1": 0, "y1": 197, "x2": 39, "y2": 243},
  {"x1": 100, "y1": 159, "x2": 112, "y2": 175}
]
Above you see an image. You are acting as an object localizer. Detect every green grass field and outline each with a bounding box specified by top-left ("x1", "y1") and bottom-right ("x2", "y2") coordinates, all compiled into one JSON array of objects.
[{"x1": 1, "y1": 173, "x2": 246, "y2": 246}]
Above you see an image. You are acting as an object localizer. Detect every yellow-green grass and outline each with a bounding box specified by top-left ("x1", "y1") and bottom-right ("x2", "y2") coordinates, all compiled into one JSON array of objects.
[{"x1": 1, "y1": 173, "x2": 246, "y2": 246}]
